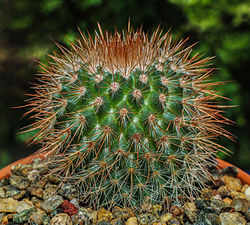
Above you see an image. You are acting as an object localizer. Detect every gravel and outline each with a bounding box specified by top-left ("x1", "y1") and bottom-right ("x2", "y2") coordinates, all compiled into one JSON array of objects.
[{"x1": 0, "y1": 158, "x2": 249, "y2": 224}]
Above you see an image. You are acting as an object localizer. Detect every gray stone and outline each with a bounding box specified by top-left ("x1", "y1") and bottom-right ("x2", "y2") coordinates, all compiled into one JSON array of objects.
[
  {"x1": 0, "y1": 187, "x2": 5, "y2": 198},
  {"x1": 0, "y1": 178, "x2": 7, "y2": 187},
  {"x1": 210, "y1": 199, "x2": 230, "y2": 212},
  {"x1": 137, "y1": 213, "x2": 157, "y2": 225},
  {"x1": 42, "y1": 215, "x2": 51, "y2": 225},
  {"x1": 184, "y1": 202, "x2": 197, "y2": 222},
  {"x1": 97, "y1": 220, "x2": 111, "y2": 225},
  {"x1": 0, "y1": 213, "x2": 5, "y2": 221},
  {"x1": 58, "y1": 183, "x2": 77, "y2": 200},
  {"x1": 219, "y1": 212, "x2": 247, "y2": 225},
  {"x1": 13, "y1": 207, "x2": 35, "y2": 223},
  {"x1": 43, "y1": 183, "x2": 58, "y2": 199},
  {"x1": 110, "y1": 219, "x2": 124, "y2": 225},
  {"x1": 4, "y1": 185, "x2": 22, "y2": 198},
  {"x1": 71, "y1": 207, "x2": 91, "y2": 224},
  {"x1": 27, "y1": 169, "x2": 40, "y2": 182},
  {"x1": 217, "y1": 185, "x2": 230, "y2": 198},
  {"x1": 204, "y1": 213, "x2": 219, "y2": 225},
  {"x1": 231, "y1": 198, "x2": 249, "y2": 213},
  {"x1": 28, "y1": 187, "x2": 44, "y2": 198},
  {"x1": 28, "y1": 208, "x2": 47, "y2": 225},
  {"x1": 40, "y1": 195, "x2": 64, "y2": 213},
  {"x1": 0, "y1": 197, "x2": 34, "y2": 213},
  {"x1": 112, "y1": 206, "x2": 134, "y2": 220},
  {"x1": 31, "y1": 196, "x2": 43, "y2": 205},
  {"x1": 195, "y1": 199, "x2": 208, "y2": 210},
  {"x1": 168, "y1": 218, "x2": 181, "y2": 225},
  {"x1": 244, "y1": 186, "x2": 250, "y2": 201},
  {"x1": 9, "y1": 175, "x2": 29, "y2": 190},
  {"x1": 246, "y1": 209, "x2": 250, "y2": 222},
  {"x1": 50, "y1": 213, "x2": 73, "y2": 225}
]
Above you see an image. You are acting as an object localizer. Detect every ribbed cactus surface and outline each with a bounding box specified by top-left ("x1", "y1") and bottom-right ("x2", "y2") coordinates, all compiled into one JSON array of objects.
[{"x1": 25, "y1": 24, "x2": 230, "y2": 208}]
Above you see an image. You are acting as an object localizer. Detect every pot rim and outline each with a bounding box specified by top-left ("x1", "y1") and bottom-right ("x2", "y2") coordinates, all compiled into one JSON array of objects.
[{"x1": 0, "y1": 154, "x2": 249, "y2": 185}]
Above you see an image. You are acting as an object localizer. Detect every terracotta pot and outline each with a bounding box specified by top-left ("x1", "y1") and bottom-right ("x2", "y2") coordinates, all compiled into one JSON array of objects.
[
  {"x1": 0, "y1": 152, "x2": 47, "y2": 180},
  {"x1": 216, "y1": 158, "x2": 250, "y2": 185},
  {"x1": 0, "y1": 154, "x2": 249, "y2": 185}
]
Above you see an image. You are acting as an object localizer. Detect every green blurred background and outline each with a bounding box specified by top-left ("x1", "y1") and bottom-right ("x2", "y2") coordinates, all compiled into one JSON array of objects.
[{"x1": 0, "y1": 0, "x2": 249, "y2": 169}]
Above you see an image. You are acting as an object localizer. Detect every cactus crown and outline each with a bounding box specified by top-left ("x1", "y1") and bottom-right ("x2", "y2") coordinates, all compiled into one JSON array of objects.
[{"x1": 25, "y1": 24, "x2": 231, "y2": 209}]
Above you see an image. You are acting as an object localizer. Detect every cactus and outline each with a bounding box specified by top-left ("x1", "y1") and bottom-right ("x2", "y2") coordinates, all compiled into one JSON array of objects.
[{"x1": 24, "y1": 24, "x2": 231, "y2": 209}]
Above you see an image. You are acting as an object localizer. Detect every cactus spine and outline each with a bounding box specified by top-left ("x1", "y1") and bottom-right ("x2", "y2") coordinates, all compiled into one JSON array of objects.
[{"x1": 25, "y1": 24, "x2": 231, "y2": 208}]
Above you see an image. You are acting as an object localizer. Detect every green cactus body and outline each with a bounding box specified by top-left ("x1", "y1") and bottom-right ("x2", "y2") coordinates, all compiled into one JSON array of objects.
[{"x1": 26, "y1": 25, "x2": 230, "y2": 208}]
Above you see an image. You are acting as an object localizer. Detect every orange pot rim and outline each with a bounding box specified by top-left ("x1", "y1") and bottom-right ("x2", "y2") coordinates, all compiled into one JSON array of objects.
[
  {"x1": 0, "y1": 154, "x2": 249, "y2": 185},
  {"x1": 0, "y1": 152, "x2": 48, "y2": 181},
  {"x1": 216, "y1": 158, "x2": 250, "y2": 185}
]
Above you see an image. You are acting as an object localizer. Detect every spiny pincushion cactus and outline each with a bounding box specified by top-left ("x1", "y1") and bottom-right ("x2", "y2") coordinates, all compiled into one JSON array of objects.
[{"x1": 25, "y1": 24, "x2": 231, "y2": 208}]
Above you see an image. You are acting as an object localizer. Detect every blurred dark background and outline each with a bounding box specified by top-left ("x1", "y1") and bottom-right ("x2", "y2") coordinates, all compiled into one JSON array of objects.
[{"x1": 0, "y1": 0, "x2": 249, "y2": 169}]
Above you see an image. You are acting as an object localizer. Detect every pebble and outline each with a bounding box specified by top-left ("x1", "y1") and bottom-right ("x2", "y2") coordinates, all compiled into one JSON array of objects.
[
  {"x1": 168, "y1": 218, "x2": 181, "y2": 225},
  {"x1": 9, "y1": 175, "x2": 29, "y2": 190},
  {"x1": 219, "y1": 212, "x2": 247, "y2": 225},
  {"x1": 223, "y1": 175, "x2": 242, "y2": 192},
  {"x1": 231, "y1": 198, "x2": 249, "y2": 213},
  {"x1": 43, "y1": 183, "x2": 58, "y2": 199},
  {"x1": 245, "y1": 209, "x2": 250, "y2": 222},
  {"x1": 137, "y1": 213, "x2": 157, "y2": 224},
  {"x1": 221, "y1": 166, "x2": 239, "y2": 177},
  {"x1": 110, "y1": 218, "x2": 124, "y2": 225},
  {"x1": 169, "y1": 205, "x2": 184, "y2": 216},
  {"x1": 31, "y1": 196, "x2": 43, "y2": 205},
  {"x1": 7, "y1": 213, "x2": 15, "y2": 220},
  {"x1": 0, "y1": 198, "x2": 34, "y2": 213},
  {"x1": 97, "y1": 207, "x2": 113, "y2": 223},
  {"x1": 0, "y1": 213, "x2": 5, "y2": 221},
  {"x1": 43, "y1": 215, "x2": 51, "y2": 224},
  {"x1": 140, "y1": 200, "x2": 152, "y2": 212},
  {"x1": 223, "y1": 197, "x2": 233, "y2": 205},
  {"x1": 50, "y1": 213, "x2": 73, "y2": 225},
  {"x1": 210, "y1": 199, "x2": 230, "y2": 212},
  {"x1": 113, "y1": 206, "x2": 135, "y2": 220},
  {"x1": 231, "y1": 191, "x2": 246, "y2": 199},
  {"x1": 241, "y1": 184, "x2": 249, "y2": 193},
  {"x1": 40, "y1": 195, "x2": 64, "y2": 213},
  {"x1": 0, "y1": 187, "x2": 5, "y2": 198},
  {"x1": 152, "y1": 204, "x2": 162, "y2": 216},
  {"x1": 159, "y1": 213, "x2": 172, "y2": 222},
  {"x1": 28, "y1": 208, "x2": 47, "y2": 225},
  {"x1": 30, "y1": 176, "x2": 48, "y2": 189},
  {"x1": 28, "y1": 187, "x2": 44, "y2": 198},
  {"x1": 1, "y1": 215, "x2": 8, "y2": 224},
  {"x1": 217, "y1": 185, "x2": 230, "y2": 198},
  {"x1": 26, "y1": 169, "x2": 40, "y2": 182},
  {"x1": 0, "y1": 178, "x2": 6, "y2": 187},
  {"x1": 11, "y1": 164, "x2": 29, "y2": 176},
  {"x1": 195, "y1": 199, "x2": 208, "y2": 210},
  {"x1": 97, "y1": 220, "x2": 112, "y2": 224},
  {"x1": 152, "y1": 204, "x2": 162, "y2": 211},
  {"x1": 204, "y1": 212, "x2": 219, "y2": 225},
  {"x1": 48, "y1": 174, "x2": 60, "y2": 184},
  {"x1": 184, "y1": 202, "x2": 197, "y2": 222},
  {"x1": 243, "y1": 186, "x2": 250, "y2": 201},
  {"x1": 58, "y1": 183, "x2": 77, "y2": 200},
  {"x1": 4, "y1": 185, "x2": 22, "y2": 198},
  {"x1": 12, "y1": 207, "x2": 34, "y2": 223},
  {"x1": 204, "y1": 206, "x2": 218, "y2": 214},
  {"x1": 126, "y1": 217, "x2": 138, "y2": 225},
  {"x1": 200, "y1": 188, "x2": 213, "y2": 200},
  {"x1": 71, "y1": 207, "x2": 90, "y2": 224}
]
